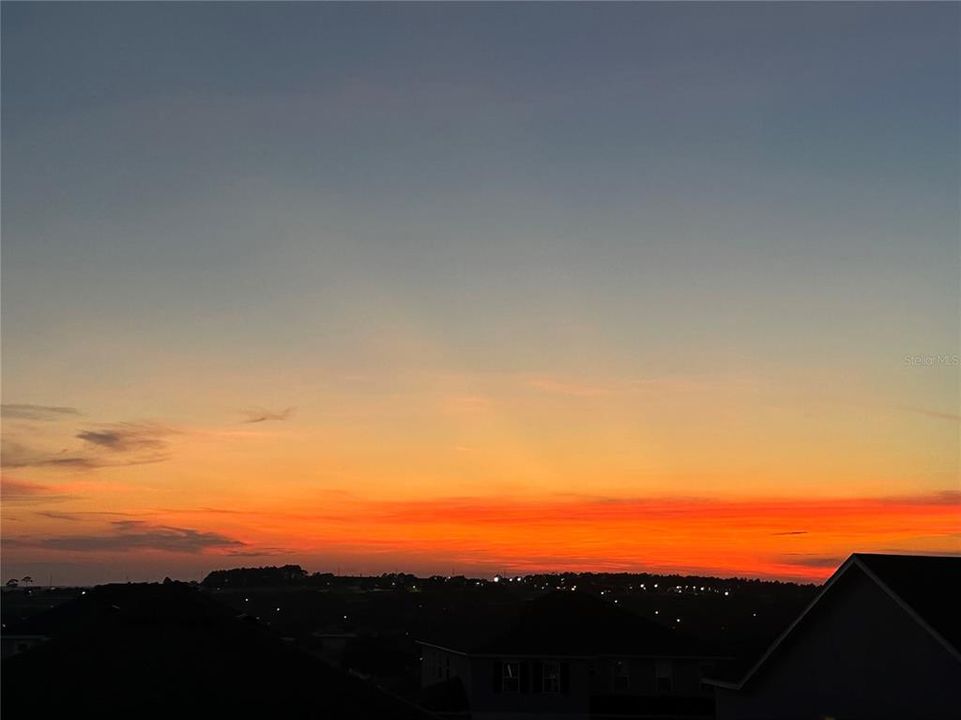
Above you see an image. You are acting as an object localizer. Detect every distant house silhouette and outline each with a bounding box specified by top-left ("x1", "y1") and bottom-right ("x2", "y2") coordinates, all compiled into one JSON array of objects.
[
  {"x1": 418, "y1": 591, "x2": 726, "y2": 719},
  {"x1": 2, "y1": 582, "x2": 434, "y2": 719},
  {"x1": 709, "y1": 553, "x2": 961, "y2": 719}
]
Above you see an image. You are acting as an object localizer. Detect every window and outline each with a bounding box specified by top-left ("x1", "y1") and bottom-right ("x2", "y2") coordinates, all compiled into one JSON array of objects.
[
  {"x1": 613, "y1": 660, "x2": 630, "y2": 691},
  {"x1": 503, "y1": 661, "x2": 521, "y2": 692},
  {"x1": 542, "y1": 661, "x2": 560, "y2": 693},
  {"x1": 655, "y1": 660, "x2": 673, "y2": 693}
]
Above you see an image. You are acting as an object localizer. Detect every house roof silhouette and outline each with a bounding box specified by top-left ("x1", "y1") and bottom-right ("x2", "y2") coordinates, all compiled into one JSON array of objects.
[
  {"x1": 708, "y1": 553, "x2": 961, "y2": 691},
  {"x1": 3, "y1": 582, "x2": 436, "y2": 719},
  {"x1": 422, "y1": 590, "x2": 723, "y2": 658},
  {"x1": 854, "y1": 553, "x2": 961, "y2": 653}
]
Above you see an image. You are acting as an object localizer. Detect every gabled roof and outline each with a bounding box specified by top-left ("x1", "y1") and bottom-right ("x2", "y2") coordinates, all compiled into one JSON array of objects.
[
  {"x1": 707, "y1": 553, "x2": 961, "y2": 691},
  {"x1": 855, "y1": 553, "x2": 961, "y2": 653},
  {"x1": 421, "y1": 591, "x2": 722, "y2": 658}
]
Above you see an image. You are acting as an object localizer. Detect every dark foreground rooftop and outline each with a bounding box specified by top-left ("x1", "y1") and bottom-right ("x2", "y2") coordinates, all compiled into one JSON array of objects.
[
  {"x1": 2, "y1": 581, "x2": 434, "y2": 719},
  {"x1": 422, "y1": 590, "x2": 723, "y2": 658},
  {"x1": 855, "y1": 552, "x2": 961, "y2": 654}
]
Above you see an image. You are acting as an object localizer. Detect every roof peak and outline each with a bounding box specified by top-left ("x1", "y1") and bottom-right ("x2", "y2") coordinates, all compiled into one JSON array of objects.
[{"x1": 710, "y1": 552, "x2": 961, "y2": 691}]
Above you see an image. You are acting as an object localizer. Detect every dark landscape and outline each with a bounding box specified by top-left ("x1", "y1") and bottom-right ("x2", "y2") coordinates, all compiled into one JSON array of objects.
[
  {"x1": 2, "y1": 564, "x2": 815, "y2": 717},
  {"x1": 4, "y1": 555, "x2": 961, "y2": 718}
]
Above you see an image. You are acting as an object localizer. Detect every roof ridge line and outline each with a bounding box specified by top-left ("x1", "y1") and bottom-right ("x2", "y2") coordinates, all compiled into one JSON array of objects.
[
  {"x1": 708, "y1": 553, "x2": 961, "y2": 691},
  {"x1": 707, "y1": 554, "x2": 858, "y2": 691},
  {"x1": 851, "y1": 555, "x2": 961, "y2": 664}
]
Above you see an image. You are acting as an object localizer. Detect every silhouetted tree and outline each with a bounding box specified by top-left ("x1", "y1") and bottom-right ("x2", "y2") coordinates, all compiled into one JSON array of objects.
[{"x1": 202, "y1": 565, "x2": 308, "y2": 588}]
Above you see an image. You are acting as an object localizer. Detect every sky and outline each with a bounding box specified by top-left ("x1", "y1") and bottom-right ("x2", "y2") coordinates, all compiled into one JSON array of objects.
[{"x1": 2, "y1": 2, "x2": 958, "y2": 585}]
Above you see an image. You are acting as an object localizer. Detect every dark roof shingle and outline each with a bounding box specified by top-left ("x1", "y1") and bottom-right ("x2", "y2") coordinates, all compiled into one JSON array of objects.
[{"x1": 854, "y1": 553, "x2": 961, "y2": 654}]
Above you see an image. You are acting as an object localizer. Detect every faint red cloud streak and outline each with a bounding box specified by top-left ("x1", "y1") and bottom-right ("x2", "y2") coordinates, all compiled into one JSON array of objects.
[
  {"x1": 348, "y1": 491, "x2": 961, "y2": 525},
  {"x1": 171, "y1": 491, "x2": 960, "y2": 581}
]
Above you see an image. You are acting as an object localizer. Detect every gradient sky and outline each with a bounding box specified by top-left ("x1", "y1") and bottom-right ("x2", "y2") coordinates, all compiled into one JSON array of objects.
[{"x1": 2, "y1": 2, "x2": 959, "y2": 585}]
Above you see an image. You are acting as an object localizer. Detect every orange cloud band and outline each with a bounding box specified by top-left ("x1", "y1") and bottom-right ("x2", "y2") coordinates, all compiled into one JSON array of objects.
[{"x1": 153, "y1": 491, "x2": 961, "y2": 581}]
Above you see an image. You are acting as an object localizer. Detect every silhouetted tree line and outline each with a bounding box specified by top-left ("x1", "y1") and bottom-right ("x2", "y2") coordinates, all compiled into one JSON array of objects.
[
  {"x1": 199, "y1": 565, "x2": 816, "y2": 597},
  {"x1": 523, "y1": 571, "x2": 815, "y2": 594},
  {"x1": 202, "y1": 565, "x2": 335, "y2": 588}
]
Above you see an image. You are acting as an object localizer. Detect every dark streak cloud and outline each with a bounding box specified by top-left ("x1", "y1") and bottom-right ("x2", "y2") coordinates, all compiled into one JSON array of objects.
[
  {"x1": 0, "y1": 404, "x2": 81, "y2": 421},
  {"x1": 224, "y1": 547, "x2": 290, "y2": 557},
  {"x1": 76, "y1": 423, "x2": 174, "y2": 452},
  {"x1": 2, "y1": 424, "x2": 176, "y2": 471},
  {"x1": 771, "y1": 530, "x2": 808, "y2": 536},
  {"x1": 7, "y1": 520, "x2": 244, "y2": 554},
  {"x1": 899, "y1": 405, "x2": 961, "y2": 422},
  {"x1": 241, "y1": 407, "x2": 294, "y2": 424},
  {"x1": 779, "y1": 554, "x2": 846, "y2": 569},
  {"x1": 3, "y1": 438, "x2": 80, "y2": 469},
  {"x1": 1, "y1": 441, "x2": 168, "y2": 470},
  {"x1": 877, "y1": 490, "x2": 961, "y2": 506},
  {"x1": 35, "y1": 510, "x2": 139, "y2": 522},
  {"x1": 157, "y1": 507, "x2": 249, "y2": 516},
  {"x1": 1, "y1": 478, "x2": 74, "y2": 504}
]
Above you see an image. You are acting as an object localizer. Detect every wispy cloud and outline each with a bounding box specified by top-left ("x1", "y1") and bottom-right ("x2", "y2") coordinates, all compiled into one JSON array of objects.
[
  {"x1": 521, "y1": 372, "x2": 759, "y2": 399},
  {"x1": 240, "y1": 407, "x2": 295, "y2": 423},
  {"x1": 2, "y1": 451, "x2": 93, "y2": 469},
  {"x1": 2, "y1": 438, "x2": 169, "y2": 470},
  {"x1": 772, "y1": 530, "x2": 809, "y2": 536},
  {"x1": 156, "y1": 506, "x2": 250, "y2": 516},
  {"x1": 2, "y1": 423, "x2": 176, "y2": 470},
  {"x1": 0, "y1": 477, "x2": 74, "y2": 504},
  {"x1": 35, "y1": 510, "x2": 139, "y2": 522},
  {"x1": 526, "y1": 376, "x2": 608, "y2": 398},
  {"x1": 224, "y1": 547, "x2": 291, "y2": 557},
  {"x1": 0, "y1": 404, "x2": 81, "y2": 421},
  {"x1": 778, "y1": 554, "x2": 847, "y2": 569},
  {"x1": 898, "y1": 405, "x2": 961, "y2": 422},
  {"x1": 7, "y1": 520, "x2": 244, "y2": 554},
  {"x1": 876, "y1": 490, "x2": 961, "y2": 506},
  {"x1": 441, "y1": 395, "x2": 492, "y2": 414},
  {"x1": 76, "y1": 422, "x2": 174, "y2": 453}
]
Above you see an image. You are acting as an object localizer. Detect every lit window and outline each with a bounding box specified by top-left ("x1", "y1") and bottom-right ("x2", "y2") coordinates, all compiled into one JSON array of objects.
[
  {"x1": 503, "y1": 661, "x2": 521, "y2": 692},
  {"x1": 543, "y1": 661, "x2": 560, "y2": 693}
]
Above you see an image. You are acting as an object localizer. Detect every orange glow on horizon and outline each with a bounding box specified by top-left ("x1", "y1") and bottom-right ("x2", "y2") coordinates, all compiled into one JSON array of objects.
[{"x1": 7, "y1": 480, "x2": 956, "y2": 583}]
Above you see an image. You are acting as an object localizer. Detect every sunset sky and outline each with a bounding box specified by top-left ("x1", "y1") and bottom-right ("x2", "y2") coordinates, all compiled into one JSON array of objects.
[{"x1": 2, "y1": 3, "x2": 958, "y2": 585}]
